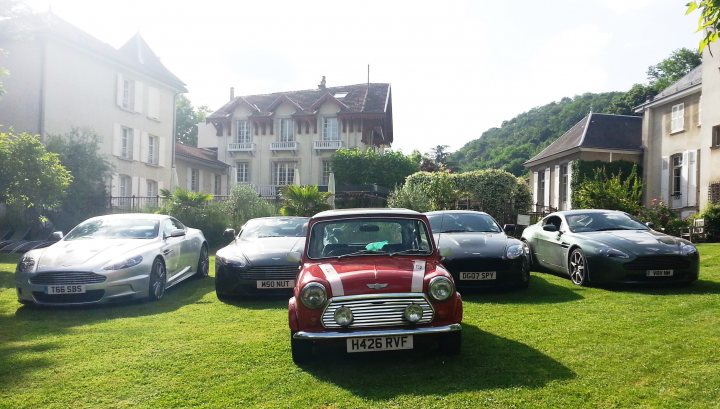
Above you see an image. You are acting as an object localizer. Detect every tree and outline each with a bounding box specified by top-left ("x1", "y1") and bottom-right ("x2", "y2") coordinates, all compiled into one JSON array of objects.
[
  {"x1": 158, "y1": 188, "x2": 228, "y2": 246},
  {"x1": 686, "y1": 0, "x2": 720, "y2": 52},
  {"x1": 573, "y1": 165, "x2": 643, "y2": 215},
  {"x1": 175, "y1": 94, "x2": 211, "y2": 146},
  {"x1": 330, "y1": 148, "x2": 420, "y2": 188},
  {"x1": 45, "y1": 128, "x2": 113, "y2": 230},
  {"x1": 224, "y1": 184, "x2": 275, "y2": 229},
  {"x1": 646, "y1": 48, "x2": 701, "y2": 91},
  {"x1": 429, "y1": 145, "x2": 450, "y2": 166},
  {"x1": 279, "y1": 185, "x2": 331, "y2": 217},
  {"x1": 0, "y1": 130, "x2": 72, "y2": 225}
]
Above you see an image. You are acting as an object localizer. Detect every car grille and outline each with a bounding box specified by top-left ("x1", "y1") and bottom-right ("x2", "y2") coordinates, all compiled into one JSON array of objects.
[
  {"x1": 623, "y1": 256, "x2": 692, "y2": 271},
  {"x1": 322, "y1": 293, "x2": 434, "y2": 329},
  {"x1": 32, "y1": 290, "x2": 105, "y2": 303},
  {"x1": 234, "y1": 265, "x2": 299, "y2": 280},
  {"x1": 30, "y1": 271, "x2": 107, "y2": 285}
]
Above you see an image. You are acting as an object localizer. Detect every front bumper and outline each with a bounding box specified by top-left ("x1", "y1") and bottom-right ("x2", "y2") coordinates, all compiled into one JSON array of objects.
[
  {"x1": 443, "y1": 257, "x2": 527, "y2": 288},
  {"x1": 585, "y1": 254, "x2": 700, "y2": 284},
  {"x1": 215, "y1": 263, "x2": 297, "y2": 297},
  {"x1": 293, "y1": 323, "x2": 462, "y2": 340}
]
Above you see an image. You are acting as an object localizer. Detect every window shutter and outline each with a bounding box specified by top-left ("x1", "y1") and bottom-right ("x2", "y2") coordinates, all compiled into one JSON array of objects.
[
  {"x1": 139, "y1": 177, "x2": 147, "y2": 196},
  {"x1": 543, "y1": 168, "x2": 551, "y2": 207},
  {"x1": 230, "y1": 166, "x2": 237, "y2": 187},
  {"x1": 158, "y1": 136, "x2": 166, "y2": 167},
  {"x1": 199, "y1": 171, "x2": 204, "y2": 193},
  {"x1": 566, "y1": 161, "x2": 573, "y2": 210},
  {"x1": 116, "y1": 74, "x2": 124, "y2": 107},
  {"x1": 660, "y1": 156, "x2": 669, "y2": 202},
  {"x1": 132, "y1": 128, "x2": 141, "y2": 161},
  {"x1": 680, "y1": 151, "x2": 690, "y2": 207},
  {"x1": 113, "y1": 124, "x2": 122, "y2": 156},
  {"x1": 131, "y1": 176, "x2": 139, "y2": 197},
  {"x1": 141, "y1": 131, "x2": 149, "y2": 164},
  {"x1": 532, "y1": 171, "x2": 538, "y2": 205},
  {"x1": 111, "y1": 174, "x2": 119, "y2": 197},
  {"x1": 187, "y1": 168, "x2": 192, "y2": 190},
  {"x1": 553, "y1": 165, "x2": 560, "y2": 209},
  {"x1": 148, "y1": 87, "x2": 160, "y2": 119},
  {"x1": 134, "y1": 81, "x2": 144, "y2": 114},
  {"x1": 686, "y1": 150, "x2": 698, "y2": 207}
]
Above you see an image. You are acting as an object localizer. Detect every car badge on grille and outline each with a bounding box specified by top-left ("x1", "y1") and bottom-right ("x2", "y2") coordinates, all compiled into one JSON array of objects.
[{"x1": 366, "y1": 283, "x2": 388, "y2": 290}]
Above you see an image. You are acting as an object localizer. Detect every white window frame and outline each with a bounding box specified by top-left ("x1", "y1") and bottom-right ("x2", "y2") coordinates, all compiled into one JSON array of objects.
[
  {"x1": 214, "y1": 174, "x2": 222, "y2": 195},
  {"x1": 279, "y1": 118, "x2": 295, "y2": 142},
  {"x1": 236, "y1": 120, "x2": 252, "y2": 144},
  {"x1": 321, "y1": 160, "x2": 332, "y2": 185},
  {"x1": 559, "y1": 163, "x2": 568, "y2": 207},
  {"x1": 322, "y1": 117, "x2": 339, "y2": 141},
  {"x1": 119, "y1": 174, "x2": 132, "y2": 196},
  {"x1": 121, "y1": 127, "x2": 133, "y2": 160},
  {"x1": 671, "y1": 103, "x2": 684, "y2": 133},
  {"x1": 712, "y1": 125, "x2": 720, "y2": 148},
  {"x1": 236, "y1": 162, "x2": 249, "y2": 184},
  {"x1": 537, "y1": 170, "x2": 546, "y2": 206},
  {"x1": 122, "y1": 79, "x2": 134, "y2": 110},
  {"x1": 273, "y1": 162, "x2": 295, "y2": 186},
  {"x1": 190, "y1": 169, "x2": 200, "y2": 192},
  {"x1": 147, "y1": 135, "x2": 159, "y2": 165},
  {"x1": 146, "y1": 179, "x2": 158, "y2": 197},
  {"x1": 672, "y1": 154, "x2": 683, "y2": 197}
]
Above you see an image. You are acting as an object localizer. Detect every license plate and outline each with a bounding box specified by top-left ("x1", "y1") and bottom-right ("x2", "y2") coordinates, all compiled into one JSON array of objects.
[
  {"x1": 347, "y1": 335, "x2": 413, "y2": 353},
  {"x1": 646, "y1": 269, "x2": 673, "y2": 277},
  {"x1": 256, "y1": 279, "x2": 294, "y2": 289},
  {"x1": 46, "y1": 285, "x2": 86, "y2": 294},
  {"x1": 460, "y1": 271, "x2": 496, "y2": 280}
]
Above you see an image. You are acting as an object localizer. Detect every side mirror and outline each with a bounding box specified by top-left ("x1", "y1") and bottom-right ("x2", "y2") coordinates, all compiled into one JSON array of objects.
[
  {"x1": 542, "y1": 224, "x2": 559, "y2": 232},
  {"x1": 50, "y1": 231, "x2": 64, "y2": 241},
  {"x1": 645, "y1": 222, "x2": 655, "y2": 229},
  {"x1": 503, "y1": 224, "x2": 516, "y2": 234},
  {"x1": 223, "y1": 228, "x2": 236, "y2": 239},
  {"x1": 287, "y1": 251, "x2": 302, "y2": 263},
  {"x1": 168, "y1": 229, "x2": 186, "y2": 238}
]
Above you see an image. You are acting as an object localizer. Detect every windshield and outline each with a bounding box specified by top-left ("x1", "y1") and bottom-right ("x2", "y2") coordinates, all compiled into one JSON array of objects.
[
  {"x1": 428, "y1": 212, "x2": 502, "y2": 233},
  {"x1": 239, "y1": 217, "x2": 308, "y2": 239},
  {"x1": 64, "y1": 218, "x2": 159, "y2": 240},
  {"x1": 307, "y1": 217, "x2": 433, "y2": 259},
  {"x1": 566, "y1": 212, "x2": 649, "y2": 233}
]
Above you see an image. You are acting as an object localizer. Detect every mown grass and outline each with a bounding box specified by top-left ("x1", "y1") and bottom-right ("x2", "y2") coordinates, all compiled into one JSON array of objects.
[{"x1": 0, "y1": 245, "x2": 719, "y2": 408}]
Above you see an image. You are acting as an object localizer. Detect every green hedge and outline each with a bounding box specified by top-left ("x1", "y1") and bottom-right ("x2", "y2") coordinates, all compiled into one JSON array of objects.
[{"x1": 570, "y1": 160, "x2": 642, "y2": 206}]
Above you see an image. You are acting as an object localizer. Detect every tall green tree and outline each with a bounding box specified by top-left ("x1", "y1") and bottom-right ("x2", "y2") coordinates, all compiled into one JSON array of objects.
[
  {"x1": 0, "y1": 130, "x2": 72, "y2": 225},
  {"x1": 686, "y1": 0, "x2": 720, "y2": 52},
  {"x1": 45, "y1": 128, "x2": 113, "y2": 230},
  {"x1": 175, "y1": 94, "x2": 211, "y2": 146},
  {"x1": 646, "y1": 48, "x2": 701, "y2": 91}
]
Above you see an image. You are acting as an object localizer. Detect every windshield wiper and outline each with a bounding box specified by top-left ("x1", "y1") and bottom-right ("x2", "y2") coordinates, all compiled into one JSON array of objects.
[
  {"x1": 441, "y1": 229, "x2": 468, "y2": 233},
  {"x1": 337, "y1": 249, "x2": 387, "y2": 259},
  {"x1": 389, "y1": 249, "x2": 431, "y2": 256},
  {"x1": 593, "y1": 227, "x2": 638, "y2": 232}
]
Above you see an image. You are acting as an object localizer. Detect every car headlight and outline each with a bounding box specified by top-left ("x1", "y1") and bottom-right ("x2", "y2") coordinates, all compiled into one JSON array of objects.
[
  {"x1": 681, "y1": 244, "x2": 698, "y2": 256},
  {"x1": 506, "y1": 244, "x2": 524, "y2": 259},
  {"x1": 103, "y1": 255, "x2": 143, "y2": 271},
  {"x1": 598, "y1": 247, "x2": 629, "y2": 258},
  {"x1": 428, "y1": 276, "x2": 454, "y2": 301},
  {"x1": 403, "y1": 304, "x2": 424, "y2": 323},
  {"x1": 300, "y1": 282, "x2": 327, "y2": 309},
  {"x1": 334, "y1": 306, "x2": 353, "y2": 327},
  {"x1": 17, "y1": 256, "x2": 36, "y2": 273},
  {"x1": 216, "y1": 254, "x2": 247, "y2": 268}
]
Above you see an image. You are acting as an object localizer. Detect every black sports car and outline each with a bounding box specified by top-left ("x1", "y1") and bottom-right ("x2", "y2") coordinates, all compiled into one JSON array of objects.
[
  {"x1": 426, "y1": 210, "x2": 530, "y2": 289},
  {"x1": 215, "y1": 216, "x2": 308, "y2": 298},
  {"x1": 521, "y1": 209, "x2": 700, "y2": 286}
]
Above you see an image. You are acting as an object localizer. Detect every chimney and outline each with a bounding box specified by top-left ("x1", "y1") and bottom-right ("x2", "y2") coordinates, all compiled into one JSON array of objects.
[
  {"x1": 318, "y1": 76, "x2": 326, "y2": 90},
  {"x1": 230, "y1": 87, "x2": 235, "y2": 101}
]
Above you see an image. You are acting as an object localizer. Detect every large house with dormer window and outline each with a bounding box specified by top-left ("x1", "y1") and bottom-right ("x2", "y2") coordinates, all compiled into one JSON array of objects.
[{"x1": 198, "y1": 79, "x2": 393, "y2": 196}]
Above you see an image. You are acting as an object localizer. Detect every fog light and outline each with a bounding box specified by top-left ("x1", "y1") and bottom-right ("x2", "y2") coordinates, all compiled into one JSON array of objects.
[
  {"x1": 403, "y1": 304, "x2": 423, "y2": 323},
  {"x1": 334, "y1": 306, "x2": 353, "y2": 327}
]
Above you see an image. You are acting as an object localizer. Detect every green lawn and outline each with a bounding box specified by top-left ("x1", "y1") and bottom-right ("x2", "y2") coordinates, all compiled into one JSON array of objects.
[{"x1": 1, "y1": 245, "x2": 719, "y2": 408}]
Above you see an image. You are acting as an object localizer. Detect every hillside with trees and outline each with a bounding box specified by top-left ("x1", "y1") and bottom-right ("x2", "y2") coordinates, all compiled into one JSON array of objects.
[{"x1": 448, "y1": 48, "x2": 701, "y2": 176}]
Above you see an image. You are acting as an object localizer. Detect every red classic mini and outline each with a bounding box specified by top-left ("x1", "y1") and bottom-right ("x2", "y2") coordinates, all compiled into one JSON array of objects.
[{"x1": 288, "y1": 209, "x2": 463, "y2": 363}]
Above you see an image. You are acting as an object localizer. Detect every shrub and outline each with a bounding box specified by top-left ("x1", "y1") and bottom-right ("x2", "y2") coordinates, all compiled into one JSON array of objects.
[
  {"x1": 404, "y1": 171, "x2": 458, "y2": 210},
  {"x1": 158, "y1": 188, "x2": 229, "y2": 247},
  {"x1": 574, "y1": 165, "x2": 642, "y2": 214},
  {"x1": 387, "y1": 182, "x2": 432, "y2": 212},
  {"x1": 698, "y1": 202, "x2": 720, "y2": 241},
  {"x1": 636, "y1": 199, "x2": 686, "y2": 237},
  {"x1": 224, "y1": 184, "x2": 275, "y2": 229},
  {"x1": 279, "y1": 185, "x2": 331, "y2": 217},
  {"x1": 454, "y1": 169, "x2": 532, "y2": 222}
]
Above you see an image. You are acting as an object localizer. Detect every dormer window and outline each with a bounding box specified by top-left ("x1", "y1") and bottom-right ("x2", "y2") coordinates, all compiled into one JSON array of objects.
[
  {"x1": 333, "y1": 92, "x2": 348, "y2": 99},
  {"x1": 280, "y1": 118, "x2": 295, "y2": 142},
  {"x1": 322, "y1": 117, "x2": 339, "y2": 141}
]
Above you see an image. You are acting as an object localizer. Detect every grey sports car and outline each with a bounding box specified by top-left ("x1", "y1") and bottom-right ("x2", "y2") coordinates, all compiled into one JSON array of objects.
[
  {"x1": 15, "y1": 213, "x2": 209, "y2": 305},
  {"x1": 215, "y1": 216, "x2": 307, "y2": 299},
  {"x1": 521, "y1": 209, "x2": 699, "y2": 286}
]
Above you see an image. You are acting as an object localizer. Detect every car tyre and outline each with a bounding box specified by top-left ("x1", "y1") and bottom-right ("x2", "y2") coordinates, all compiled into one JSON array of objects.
[
  {"x1": 439, "y1": 331, "x2": 461, "y2": 355},
  {"x1": 195, "y1": 244, "x2": 209, "y2": 278},
  {"x1": 148, "y1": 258, "x2": 167, "y2": 301},
  {"x1": 568, "y1": 248, "x2": 590, "y2": 286},
  {"x1": 291, "y1": 332, "x2": 312, "y2": 364},
  {"x1": 516, "y1": 243, "x2": 531, "y2": 289}
]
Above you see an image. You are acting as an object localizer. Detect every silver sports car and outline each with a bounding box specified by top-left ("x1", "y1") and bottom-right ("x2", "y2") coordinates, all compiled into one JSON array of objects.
[{"x1": 15, "y1": 213, "x2": 209, "y2": 305}]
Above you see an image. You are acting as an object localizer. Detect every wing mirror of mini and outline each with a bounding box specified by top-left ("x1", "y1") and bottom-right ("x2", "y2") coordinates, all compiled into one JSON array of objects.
[
  {"x1": 223, "y1": 228, "x2": 236, "y2": 239},
  {"x1": 50, "y1": 231, "x2": 64, "y2": 241},
  {"x1": 542, "y1": 224, "x2": 559, "y2": 232}
]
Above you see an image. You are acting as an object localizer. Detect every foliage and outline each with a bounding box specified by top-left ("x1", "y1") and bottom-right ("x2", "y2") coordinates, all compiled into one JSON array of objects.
[
  {"x1": 428, "y1": 145, "x2": 450, "y2": 166},
  {"x1": 570, "y1": 160, "x2": 642, "y2": 205},
  {"x1": 45, "y1": 128, "x2": 113, "y2": 231},
  {"x1": 454, "y1": 169, "x2": 532, "y2": 223},
  {"x1": 698, "y1": 202, "x2": 720, "y2": 241},
  {"x1": 387, "y1": 182, "x2": 433, "y2": 212},
  {"x1": 573, "y1": 164, "x2": 642, "y2": 215},
  {"x1": 175, "y1": 94, "x2": 211, "y2": 147},
  {"x1": 330, "y1": 148, "x2": 420, "y2": 188},
  {"x1": 0, "y1": 130, "x2": 72, "y2": 226},
  {"x1": 606, "y1": 83, "x2": 656, "y2": 115},
  {"x1": 224, "y1": 184, "x2": 275, "y2": 229},
  {"x1": 158, "y1": 188, "x2": 226, "y2": 246},
  {"x1": 400, "y1": 172, "x2": 456, "y2": 211},
  {"x1": 279, "y1": 185, "x2": 330, "y2": 217},
  {"x1": 636, "y1": 199, "x2": 686, "y2": 236},
  {"x1": 646, "y1": 48, "x2": 702, "y2": 91},
  {"x1": 686, "y1": 0, "x2": 720, "y2": 52}
]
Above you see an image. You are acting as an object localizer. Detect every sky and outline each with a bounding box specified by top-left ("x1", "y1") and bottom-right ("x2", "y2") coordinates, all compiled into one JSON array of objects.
[{"x1": 23, "y1": 0, "x2": 702, "y2": 155}]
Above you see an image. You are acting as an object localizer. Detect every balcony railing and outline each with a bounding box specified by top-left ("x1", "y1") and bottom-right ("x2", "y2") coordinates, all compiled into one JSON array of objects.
[
  {"x1": 270, "y1": 141, "x2": 298, "y2": 151},
  {"x1": 313, "y1": 140, "x2": 343, "y2": 150},
  {"x1": 228, "y1": 142, "x2": 256, "y2": 152}
]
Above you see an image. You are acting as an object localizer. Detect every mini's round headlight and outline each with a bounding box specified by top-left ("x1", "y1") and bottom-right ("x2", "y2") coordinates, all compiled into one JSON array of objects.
[
  {"x1": 403, "y1": 304, "x2": 423, "y2": 323},
  {"x1": 300, "y1": 282, "x2": 327, "y2": 309},
  {"x1": 428, "y1": 276, "x2": 454, "y2": 301},
  {"x1": 334, "y1": 306, "x2": 353, "y2": 326}
]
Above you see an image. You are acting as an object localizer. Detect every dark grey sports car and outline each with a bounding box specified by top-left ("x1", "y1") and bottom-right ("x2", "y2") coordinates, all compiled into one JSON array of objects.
[
  {"x1": 521, "y1": 209, "x2": 700, "y2": 286},
  {"x1": 426, "y1": 210, "x2": 530, "y2": 289},
  {"x1": 215, "y1": 217, "x2": 308, "y2": 299}
]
